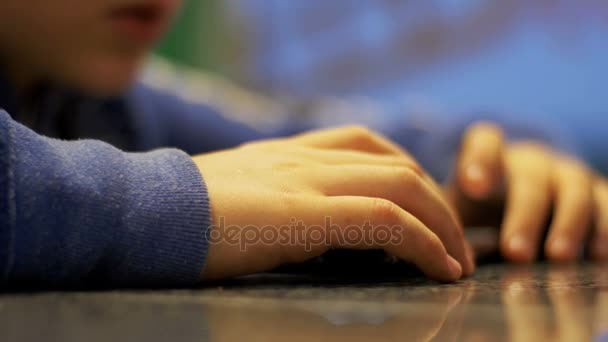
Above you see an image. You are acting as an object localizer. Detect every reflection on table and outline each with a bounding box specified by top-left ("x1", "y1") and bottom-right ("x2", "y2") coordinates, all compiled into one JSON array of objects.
[{"x1": 0, "y1": 264, "x2": 607, "y2": 341}]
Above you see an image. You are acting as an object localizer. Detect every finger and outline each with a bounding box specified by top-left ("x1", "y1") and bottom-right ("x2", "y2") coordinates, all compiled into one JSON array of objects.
[
  {"x1": 590, "y1": 178, "x2": 608, "y2": 261},
  {"x1": 501, "y1": 146, "x2": 553, "y2": 263},
  {"x1": 303, "y1": 146, "x2": 457, "y2": 234},
  {"x1": 545, "y1": 158, "x2": 593, "y2": 262},
  {"x1": 322, "y1": 196, "x2": 463, "y2": 282},
  {"x1": 457, "y1": 122, "x2": 506, "y2": 199},
  {"x1": 291, "y1": 128, "x2": 449, "y2": 203},
  {"x1": 314, "y1": 164, "x2": 473, "y2": 275},
  {"x1": 290, "y1": 125, "x2": 409, "y2": 157},
  {"x1": 294, "y1": 147, "x2": 424, "y2": 176}
]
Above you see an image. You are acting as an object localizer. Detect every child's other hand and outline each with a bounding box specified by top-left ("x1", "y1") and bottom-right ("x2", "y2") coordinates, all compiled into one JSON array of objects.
[
  {"x1": 194, "y1": 126, "x2": 474, "y2": 282},
  {"x1": 446, "y1": 122, "x2": 607, "y2": 263}
]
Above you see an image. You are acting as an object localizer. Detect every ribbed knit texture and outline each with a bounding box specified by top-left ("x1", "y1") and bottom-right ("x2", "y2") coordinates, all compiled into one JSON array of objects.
[{"x1": 0, "y1": 110, "x2": 210, "y2": 288}]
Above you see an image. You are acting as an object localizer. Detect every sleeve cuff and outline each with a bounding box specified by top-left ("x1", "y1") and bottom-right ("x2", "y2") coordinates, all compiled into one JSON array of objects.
[{"x1": 5, "y1": 112, "x2": 212, "y2": 288}]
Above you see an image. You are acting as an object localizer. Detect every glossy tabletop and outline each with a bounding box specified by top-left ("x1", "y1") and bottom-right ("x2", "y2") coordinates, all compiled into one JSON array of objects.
[{"x1": 1, "y1": 263, "x2": 607, "y2": 342}]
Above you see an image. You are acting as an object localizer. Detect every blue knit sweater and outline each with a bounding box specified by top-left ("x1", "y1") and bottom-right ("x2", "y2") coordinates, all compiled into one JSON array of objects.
[{"x1": 0, "y1": 68, "x2": 578, "y2": 289}]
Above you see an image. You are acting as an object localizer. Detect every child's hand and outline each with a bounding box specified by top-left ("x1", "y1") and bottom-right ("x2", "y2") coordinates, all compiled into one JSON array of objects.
[
  {"x1": 194, "y1": 126, "x2": 474, "y2": 282},
  {"x1": 446, "y1": 122, "x2": 607, "y2": 262}
]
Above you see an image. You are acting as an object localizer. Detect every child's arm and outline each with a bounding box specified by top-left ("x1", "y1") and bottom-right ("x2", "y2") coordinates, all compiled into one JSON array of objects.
[
  {"x1": 0, "y1": 110, "x2": 474, "y2": 288},
  {"x1": 0, "y1": 110, "x2": 211, "y2": 288}
]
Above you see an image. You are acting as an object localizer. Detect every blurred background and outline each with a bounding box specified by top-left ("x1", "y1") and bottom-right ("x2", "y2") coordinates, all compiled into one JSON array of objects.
[{"x1": 156, "y1": 0, "x2": 608, "y2": 173}]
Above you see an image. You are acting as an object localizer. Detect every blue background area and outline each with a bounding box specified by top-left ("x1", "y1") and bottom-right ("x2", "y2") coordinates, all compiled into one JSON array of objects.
[
  {"x1": 381, "y1": 22, "x2": 608, "y2": 167},
  {"x1": 380, "y1": 23, "x2": 608, "y2": 120},
  {"x1": 230, "y1": 0, "x2": 608, "y2": 171}
]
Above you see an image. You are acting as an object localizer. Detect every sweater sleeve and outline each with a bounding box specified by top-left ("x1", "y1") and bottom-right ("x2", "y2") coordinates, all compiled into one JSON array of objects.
[{"x1": 0, "y1": 110, "x2": 211, "y2": 289}]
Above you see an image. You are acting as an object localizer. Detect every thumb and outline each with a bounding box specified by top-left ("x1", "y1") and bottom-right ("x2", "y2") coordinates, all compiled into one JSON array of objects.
[{"x1": 457, "y1": 122, "x2": 505, "y2": 200}]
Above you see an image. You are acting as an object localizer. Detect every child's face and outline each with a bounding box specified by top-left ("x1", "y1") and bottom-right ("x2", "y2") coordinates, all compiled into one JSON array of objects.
[{"x1": 0, "y1": 0, "x2": 182, "y2": 96}]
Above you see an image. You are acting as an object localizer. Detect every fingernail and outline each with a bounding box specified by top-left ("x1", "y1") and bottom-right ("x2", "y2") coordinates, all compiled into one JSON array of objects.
[
  {"x1": 447, "y1": 255, "x2": 463, "y2": 279},
  {"x1": 466, "y1": 164, "x2": 484, "y2": 182},
  {"x1": 508, "y1": 235, "x2": 533, "y2": 262},
  {"x1": 465, "y1": 164, "x2": 490, "y2": 198}
]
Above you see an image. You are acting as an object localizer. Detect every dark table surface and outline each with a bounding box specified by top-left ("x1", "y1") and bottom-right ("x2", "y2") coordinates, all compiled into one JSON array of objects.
[{"x1": 1, "y1": 263, "x2": 607, "y2": 342}]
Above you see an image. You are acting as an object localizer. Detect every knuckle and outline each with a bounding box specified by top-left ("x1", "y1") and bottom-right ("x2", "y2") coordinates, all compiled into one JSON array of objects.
[
  {"x1": 393, "y1": 166, "x2": 424, "y2": 192},
  {"x1": 413, "y1": 229, "x2": 444, "y2": 254},
  {"x1": 388, "y1": 154, "x2": 424, "y2": 174},
  {"x1": 345, "y1": 125, "x2": 376, "y2": 141},
  {"x1": 426, "y1": 234, "x2": 444, "y2": 253},
  {"x1": 389, "y1": 213, "x2": 444, "y2": 254},
  {"x1": 345, "y1": 124, "x2": 372, "y2": 135},
  {"x1": 370, "y1": 198, "x2": 401, "y2": 223},
  {"x1": 407, "y1": 162, "x2": 425, "y2": 177}
]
